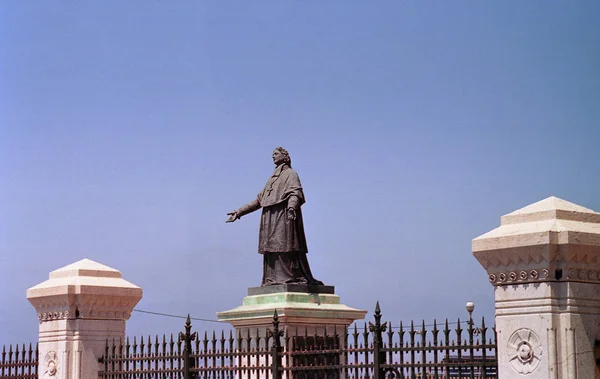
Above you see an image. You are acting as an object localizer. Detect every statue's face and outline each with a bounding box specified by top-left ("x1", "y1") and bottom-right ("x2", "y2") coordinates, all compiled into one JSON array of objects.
[{"x1": 272, "y1": 150, "x2": 286, "y2": 165}]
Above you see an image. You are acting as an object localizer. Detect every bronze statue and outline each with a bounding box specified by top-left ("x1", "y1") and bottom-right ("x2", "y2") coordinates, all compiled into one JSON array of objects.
[{"x1": 227, "y1": 147, "x2": 323, "y2": 287}]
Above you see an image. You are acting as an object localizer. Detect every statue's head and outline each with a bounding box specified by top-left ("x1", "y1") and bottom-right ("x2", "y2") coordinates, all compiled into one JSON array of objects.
[{"x1": 273, "y1": 147, "x2": 291, "y2": 167}]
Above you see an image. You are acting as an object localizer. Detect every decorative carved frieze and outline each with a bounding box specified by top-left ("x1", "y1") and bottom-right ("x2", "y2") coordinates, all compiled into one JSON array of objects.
[
  {"x1": 488, "y1": 267, "x2": 600, "y2": 286},
  {"x1": 475, "y1": 246, "x2": 600, "y2": 272},
  {"x1": 38, "y1": 310, "x2": 70, "y2": 322},
  {"x1": 566, "y1": 268, "x2": 600, "y2": 282},
  {"x1": 75, "y1": 309, "x2": 133, "y2": 320},
  {"x1": 488, "y1": 269, "x2": 550, "y2": 286},
  {"x1": 33, "y1": 300, "x2": 138, "y2": 322}
]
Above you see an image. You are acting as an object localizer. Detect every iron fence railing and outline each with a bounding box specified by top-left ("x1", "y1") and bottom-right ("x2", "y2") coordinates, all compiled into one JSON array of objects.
[
  {"x1": 0, "y1": 343, "x2": 38, "y2": 379},
  {"x1": 100, "y1": 303, "x2": 497, "y2": 379}
]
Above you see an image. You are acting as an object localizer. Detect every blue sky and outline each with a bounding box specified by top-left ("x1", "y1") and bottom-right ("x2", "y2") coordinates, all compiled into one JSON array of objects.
[{"x1": 1, "y1": 1, "x2": 599, "y2": 344}]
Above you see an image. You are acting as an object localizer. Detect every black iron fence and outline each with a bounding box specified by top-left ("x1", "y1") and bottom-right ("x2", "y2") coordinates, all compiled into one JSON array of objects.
[
  {"x1": 100, "y1": 303, "x2": 497, "y2": 379},
  {"x1": 0, "y1": 343, "x2": 38, "y2": 379}
]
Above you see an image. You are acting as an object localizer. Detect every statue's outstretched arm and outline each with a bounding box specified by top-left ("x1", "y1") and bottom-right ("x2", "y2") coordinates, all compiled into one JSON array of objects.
[{"x1": 226, "y1": 199, "x2": 261, "y2": 223}]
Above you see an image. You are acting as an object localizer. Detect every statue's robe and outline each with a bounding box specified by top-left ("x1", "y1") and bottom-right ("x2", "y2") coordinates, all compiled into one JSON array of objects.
[{"x1": 236, "y1": 164, "x2": 322, "y2": 286}]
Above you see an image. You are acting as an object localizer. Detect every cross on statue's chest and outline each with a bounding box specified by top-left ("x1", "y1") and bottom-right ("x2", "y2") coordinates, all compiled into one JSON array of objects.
[
  {"x1": 267, "y1": 178, "x2": 277, "y2": 196},
  {"x1": 267, "y1": 178, "x2": 276, "y2": 195}
]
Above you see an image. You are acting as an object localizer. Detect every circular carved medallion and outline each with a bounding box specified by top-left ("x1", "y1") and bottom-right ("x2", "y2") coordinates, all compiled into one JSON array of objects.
[
  {"x1": 43, "y1": 351, "x2": 58, "y2": 377},
  {"x1": 507, "y1": 328, "x2": 542, "y2": 374}
]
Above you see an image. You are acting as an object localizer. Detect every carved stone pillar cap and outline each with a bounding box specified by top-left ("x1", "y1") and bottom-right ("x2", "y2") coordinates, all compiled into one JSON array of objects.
[
  {"x1": 27, "y1": 259, "x2": 143, "y2": 321},
  {"x1": 472, "y1": 196, "x2": 600, "y2": 286}
]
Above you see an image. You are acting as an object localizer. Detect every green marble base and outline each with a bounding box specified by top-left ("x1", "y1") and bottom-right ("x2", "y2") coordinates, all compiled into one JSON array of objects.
[{"x1": 216, "y1": 290, "x2": 366, "y2": 328}]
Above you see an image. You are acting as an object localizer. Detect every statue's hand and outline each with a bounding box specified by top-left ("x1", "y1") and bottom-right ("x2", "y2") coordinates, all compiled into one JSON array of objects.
[
  {"x1": 287, "y1": 208, "x2": 296, "y2": 220},
  {"x1": 226, "y1": 212, "x2": 239, "y2": 223}
]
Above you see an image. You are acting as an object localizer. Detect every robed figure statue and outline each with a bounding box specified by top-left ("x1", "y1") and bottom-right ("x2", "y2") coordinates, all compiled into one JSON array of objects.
[{"x1": 226, "y1": 147, "x2": 323, "y2": 287}]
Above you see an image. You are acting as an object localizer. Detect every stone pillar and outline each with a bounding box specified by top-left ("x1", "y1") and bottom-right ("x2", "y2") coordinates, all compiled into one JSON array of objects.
[
  {"x1": 27, "y1": 259, "x2": 142, "y2": 379},
  {"x1": 473, "y1": 196, "x2": 600, "y2": 379}
]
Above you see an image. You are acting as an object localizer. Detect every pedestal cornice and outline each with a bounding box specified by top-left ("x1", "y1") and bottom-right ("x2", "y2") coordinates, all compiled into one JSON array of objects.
[
  {"x1": 472, "y1": 197, "x2": 600, "y2": 286},
  {"x1": 217, "y1": 291, "x2": 367, "y2": 328},
  {"x1": 27, "y1": 259, "x2": 143, "y2": 322}
]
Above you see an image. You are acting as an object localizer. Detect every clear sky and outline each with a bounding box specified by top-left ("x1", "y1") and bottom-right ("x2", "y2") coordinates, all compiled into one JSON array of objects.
[{"x1": 1, "y1": 1, "x2": 599, "y2": 344}]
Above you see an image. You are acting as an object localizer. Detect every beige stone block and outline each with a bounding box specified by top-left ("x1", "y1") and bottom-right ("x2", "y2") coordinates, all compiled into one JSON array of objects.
[
  {"x1": 28, "y1": 259, "x2": 142, "y2": 379},
  {"x1": 473, "y1": 197, "x2": 600, "y2": 379}
]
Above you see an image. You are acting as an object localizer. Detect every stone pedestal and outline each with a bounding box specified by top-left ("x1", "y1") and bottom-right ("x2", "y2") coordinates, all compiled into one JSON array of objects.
[
  {"x1": 473, "y1": 196, "x2": 600, "y2": 379},
  {"x1": 27, "y1": 259, "x2": 142, "y2": 379},
  {"x1": 217, "y1": 284, "x2": 366, "y2": 377},
  {"x1": 217, "y1": 284, "x2": 366, "y2": 333}
]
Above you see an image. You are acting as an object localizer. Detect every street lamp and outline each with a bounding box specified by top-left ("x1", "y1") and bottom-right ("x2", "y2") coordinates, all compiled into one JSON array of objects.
[
  {"x1": 465, "y1": 301, "x2": 481, "y2": 336},
  {"x1": 466, "y1": 301, "x2": 475, "y2": 317}
]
